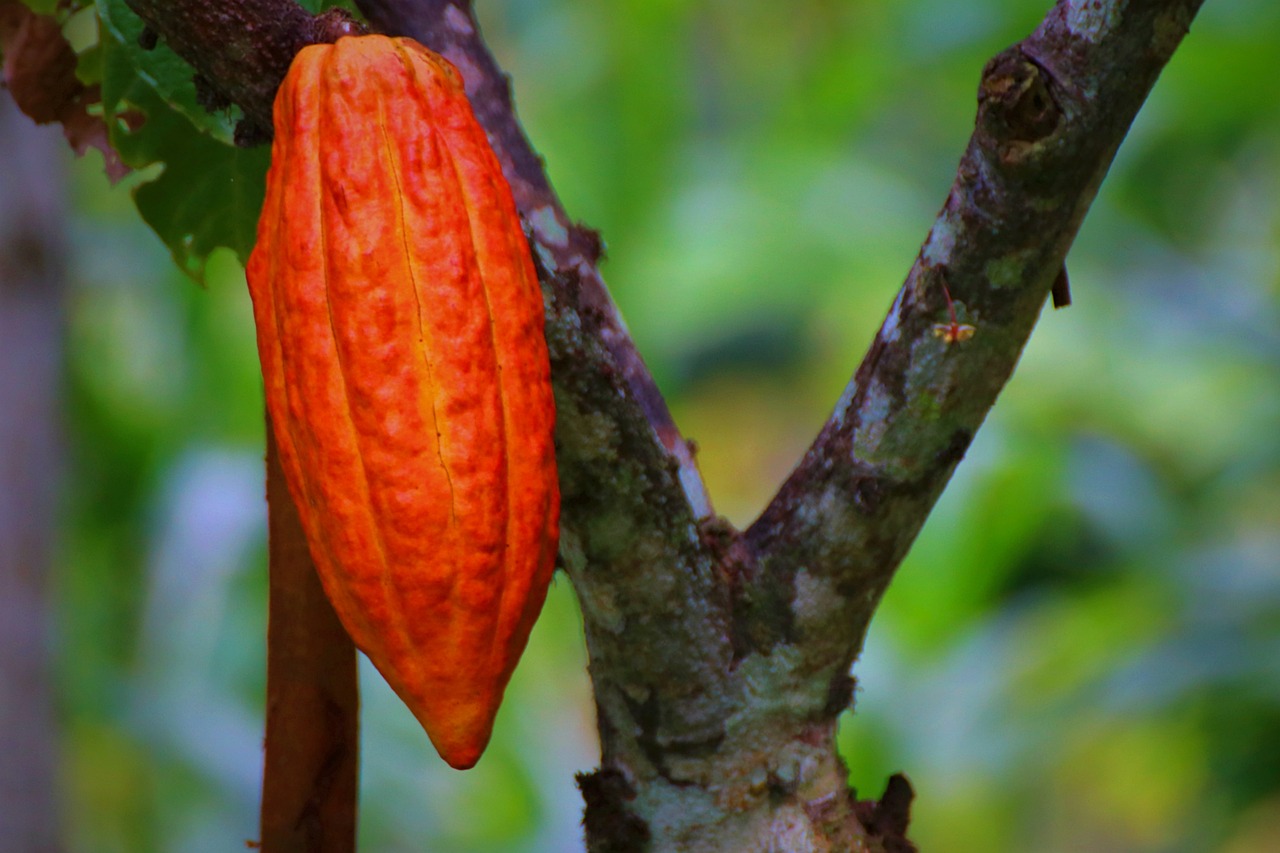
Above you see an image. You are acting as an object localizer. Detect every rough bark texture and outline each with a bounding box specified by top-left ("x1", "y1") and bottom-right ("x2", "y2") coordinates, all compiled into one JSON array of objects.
[
  {"x1": 0, "y1": 94, "x2": 66, "y2": 853},
  {"x1": 125, "y1": 0, "x2": 1206, "y2": 849},
  {"x1": 260, "y1": 426, "x2": 359, "y2": 853}
]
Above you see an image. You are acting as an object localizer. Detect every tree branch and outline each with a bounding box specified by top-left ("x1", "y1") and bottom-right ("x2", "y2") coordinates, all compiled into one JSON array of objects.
[{"x1": 744, "y1": 0, "x2": 1205, "y2": 682}]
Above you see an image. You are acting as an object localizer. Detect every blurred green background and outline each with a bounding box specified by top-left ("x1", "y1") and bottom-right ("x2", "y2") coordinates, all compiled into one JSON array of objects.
[{"x1": 41, "y1": 0, "x2": 1280, "y2": 850}]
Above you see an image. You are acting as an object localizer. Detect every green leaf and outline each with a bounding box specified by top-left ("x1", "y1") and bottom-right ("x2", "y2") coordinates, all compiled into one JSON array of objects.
[
  {"x1": 76, "y1": 40, "x2": 104, "y2": 86},
  {"x1": 298, "y1": 0, "x2": 364, "y2": 15},
  {"x1": 100, "y1": 24, "x2": 268, "y2": 281},
  {"x1": 17, "y1": 0, "x2": 62, "y2": 15},
  {"x1": 96, "y1": 0, "x2": 240, "y2": 142},
  {"x1": 130, "y1": 117, "x2": 270, "y2": 280},
  {"x1": 89, "y1": 0, "x2": 363, "y2": 281}
]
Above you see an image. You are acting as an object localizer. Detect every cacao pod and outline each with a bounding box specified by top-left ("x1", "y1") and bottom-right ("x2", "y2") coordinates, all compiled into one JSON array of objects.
[{"x1": 245, "y1": 34, "x2": 559, "y2": 770}]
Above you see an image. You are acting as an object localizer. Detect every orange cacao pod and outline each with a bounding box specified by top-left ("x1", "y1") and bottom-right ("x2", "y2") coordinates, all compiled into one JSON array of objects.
[{"x1": 244, "y1": 35, "x2": 559, "y2": 769}]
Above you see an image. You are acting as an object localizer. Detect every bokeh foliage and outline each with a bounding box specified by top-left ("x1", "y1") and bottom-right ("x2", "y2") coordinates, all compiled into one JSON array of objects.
[{"x1": 46, "y1": 0, "x2": 1279, "y2": 851}]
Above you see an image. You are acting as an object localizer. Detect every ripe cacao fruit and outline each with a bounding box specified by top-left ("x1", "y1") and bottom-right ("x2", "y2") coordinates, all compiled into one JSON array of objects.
[{"x1": 244, "y1": 34, "x2": 559, "y2": 770}]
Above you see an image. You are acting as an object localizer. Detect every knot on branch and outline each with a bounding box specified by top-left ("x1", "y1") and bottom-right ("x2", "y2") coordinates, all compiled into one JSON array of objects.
[
  {"x1": 855, "y1": 773, "x2": 918, "y2": 853},
  {"x1": 977, "y1": 47, "x2": 1064, "y2": 166},
  {"x1": 577, "y1": 768, "x2": 651, "y2": 853}
]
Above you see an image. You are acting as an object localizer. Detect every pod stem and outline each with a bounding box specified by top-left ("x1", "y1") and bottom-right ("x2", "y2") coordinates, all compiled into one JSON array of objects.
[{"x1": 260, "y1": 418, "x2": 360, "y2": 853}]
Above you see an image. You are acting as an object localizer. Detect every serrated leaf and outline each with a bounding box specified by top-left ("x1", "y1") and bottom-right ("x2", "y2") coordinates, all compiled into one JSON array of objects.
[{"x1": 100, "y1": 25, "x2": 268, "y2": 280}]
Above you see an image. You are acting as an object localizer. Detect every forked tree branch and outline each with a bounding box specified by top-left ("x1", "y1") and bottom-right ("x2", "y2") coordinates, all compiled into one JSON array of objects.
[{"x1": 122, "y1": 0, "x2": 1206, "y2": 848}]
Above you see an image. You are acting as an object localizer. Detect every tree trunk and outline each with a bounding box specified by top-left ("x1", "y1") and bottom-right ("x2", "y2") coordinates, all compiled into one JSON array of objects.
[{"x1": 0, "y1": 94, "x2": 67, "y2": 853}]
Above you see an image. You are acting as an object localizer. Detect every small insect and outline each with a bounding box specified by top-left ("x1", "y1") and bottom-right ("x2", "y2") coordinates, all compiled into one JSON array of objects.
[{"x1": 933, "y1": 274, "x2": 976, "y2": 344}]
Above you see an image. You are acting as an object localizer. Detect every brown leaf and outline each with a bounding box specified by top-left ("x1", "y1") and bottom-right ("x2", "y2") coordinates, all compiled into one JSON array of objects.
[
  {"x1": 1, "y1": 4, "x2": 80, "y2": 123},
  {"x1": 0, "y1": 2, "x2": 129, "y2": 182},
  {"x1": 60, "y1": 86, "x2": 129, "y2": 183}
]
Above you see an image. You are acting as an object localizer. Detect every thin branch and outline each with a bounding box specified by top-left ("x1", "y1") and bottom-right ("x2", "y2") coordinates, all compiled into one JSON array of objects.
[{"x1": 746, "y1": 0, "x2": 1207, "y2": 674}]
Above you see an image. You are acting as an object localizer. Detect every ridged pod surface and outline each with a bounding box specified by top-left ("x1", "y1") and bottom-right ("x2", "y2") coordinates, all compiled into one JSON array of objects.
[{"x1": 245, "y1": 35, "x2": 559, "y2": 769}]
